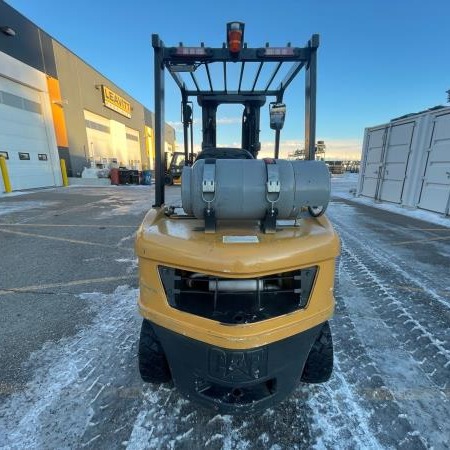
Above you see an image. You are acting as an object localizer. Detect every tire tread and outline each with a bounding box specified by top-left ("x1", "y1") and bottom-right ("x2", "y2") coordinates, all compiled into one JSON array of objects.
[
  {"x1": 301, "y1": 321, "x2": 333, "y2": 383},
  {"x1": 138, "y1": 320, "x2": 172, "y2": 383}
]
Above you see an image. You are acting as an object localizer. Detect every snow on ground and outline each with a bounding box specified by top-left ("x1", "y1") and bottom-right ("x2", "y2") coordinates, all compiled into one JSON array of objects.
[
  {"x1": 1, "y1": 179, "x2": 449, "y2": 449},
  {"x1": 96, "y1": 195, "x2": 153, "y2": 217},
  {"x1": 0, "y1": 188, "x2": 59, "y2": 199},
  {"x1": 2, "y1": 255, "x2": 444, "y2": 448},
  {"x1": 0, "y1": 201, "x2": 59, "y2": 216},
  {"x1": 331, "y1": 173, "x2": 450, "y2": 228},
  {"x1": 0, "y1": 286, "x2": 141, "y2": 449},
  {"x1": 64, "y1": 185, "x2": 155, "y2": 218},
  {"x1": 115, "y1": 258, "x2": 138, "y2": 274}
]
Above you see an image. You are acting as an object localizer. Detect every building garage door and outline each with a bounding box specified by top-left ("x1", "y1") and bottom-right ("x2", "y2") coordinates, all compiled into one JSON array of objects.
[
  {"x1": 378, "y1": 122, "x2": 415, "y2": 204},
  {"x1": 360, "y1": 127, "x2": 386, "y2": 198},
  {"x1": 126, "y1": 127, "x2": 141, "y2": 169},
  {"x1": 418, "y1": 113, "x2": 450, "y2": 215},
  {"x1": 0, "y1": 76, "x2": 56, "y2": 190},
  {"x1": 84, "y1": 110, "x2": 111, "y2": 165}
]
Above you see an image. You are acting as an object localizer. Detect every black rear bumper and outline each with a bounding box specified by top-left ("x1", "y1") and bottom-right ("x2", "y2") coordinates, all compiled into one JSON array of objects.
[{"x1": 153, "y1": 323, "x2": 322, "y2": 414}]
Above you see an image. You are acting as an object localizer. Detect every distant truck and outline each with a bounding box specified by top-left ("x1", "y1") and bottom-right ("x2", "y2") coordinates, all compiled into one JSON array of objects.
[
  {"x1": 349, "y1": 161, "x2": 360, "y2": 173},
  {"x1": 326, "y1": 160, "x2": 345, "y2": 174}
]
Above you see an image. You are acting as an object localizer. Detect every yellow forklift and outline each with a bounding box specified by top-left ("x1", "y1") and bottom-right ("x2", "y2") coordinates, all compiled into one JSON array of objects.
[
  {"x1": 164, "y1": 151, "x2": 186, "y2": 186},
  {"x1": 164, "y1": 102, "x2": 196, "y2": 186},
  {"x1": 136, "y1": 22, "x2": 340, "y2": 414}
]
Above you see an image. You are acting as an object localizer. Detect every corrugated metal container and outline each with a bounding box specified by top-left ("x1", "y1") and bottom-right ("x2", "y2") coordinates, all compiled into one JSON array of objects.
[{"x1": 357, "y1": 106, "x2": 450, "y2": 216}]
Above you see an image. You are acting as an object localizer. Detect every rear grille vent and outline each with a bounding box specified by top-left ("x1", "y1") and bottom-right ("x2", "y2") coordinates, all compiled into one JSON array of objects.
[{"x1": 159, "y1": 266, "x2": 317, "y2": 324}]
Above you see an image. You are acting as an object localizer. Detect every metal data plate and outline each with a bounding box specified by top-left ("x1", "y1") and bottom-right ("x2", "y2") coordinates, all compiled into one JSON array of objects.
[{"x1": 223, "y1": 236, "x2": 259, "y2": 244}]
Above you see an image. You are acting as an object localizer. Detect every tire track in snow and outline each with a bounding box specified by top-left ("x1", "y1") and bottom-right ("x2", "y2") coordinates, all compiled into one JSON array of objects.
[
  {"x1": 330, "y1": 204, "x2": 450, "y2": 311},
  {"x1": 307, "y1": 281, "x2": 427, "y2": 449},
  {"x1": 335, "y1": 224, "x2": 450, "y2": 390},
  {"x1": 0, "y1": 286, "x2": 142, "y2": 449},
  {"x1": 328, "y1": 233, "x2": 449, "y2": 448}
]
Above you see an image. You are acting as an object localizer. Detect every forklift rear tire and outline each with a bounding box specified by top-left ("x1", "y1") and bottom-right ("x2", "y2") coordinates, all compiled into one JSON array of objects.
[
  {"x1": 138, "y1": 319, "x2": 172, "y2": 383},
  {"x1": 301, "y1": 321, "x2": 333, "y2": 383}
]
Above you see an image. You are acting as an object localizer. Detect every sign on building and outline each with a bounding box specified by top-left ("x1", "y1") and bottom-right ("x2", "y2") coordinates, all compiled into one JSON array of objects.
[{"x1": 101, "y1": 85, "x2": 131, "y2": 118}]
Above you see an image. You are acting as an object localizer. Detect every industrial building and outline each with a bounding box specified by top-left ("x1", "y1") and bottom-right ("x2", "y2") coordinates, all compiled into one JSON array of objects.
[
  {"x1": 0, "y1": 0, "x2": 175, "y2": 191},
  {"x1": 357, "y1": 105, "x2": 450, "y2": 216}
]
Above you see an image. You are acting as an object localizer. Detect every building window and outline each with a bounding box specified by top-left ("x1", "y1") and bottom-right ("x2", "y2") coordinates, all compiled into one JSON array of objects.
[
  {"x1": 38, "y1": 154, "x2": 48, "y2": 161},
  {"x1": 0, "y1": 151, "x2": 9, "y2": 160},
  {"x1": 85, "y1": 119, "x2": 110, "y2": 134},
  {"x1": 18, "y1": 152, "x2": 30, "y2": 160},
  {"x1": 126, "y1": 133, "x2": 139, "y2": 142},
  {"x1": 23, "y1": 99, "x2": 42, "y2": 114},
  {"x1": 0, "y1": 91, "x2": 42, "y2": 115},
  {"x1": 2, "y1": 91, "x2": 22, "y2": 109}
]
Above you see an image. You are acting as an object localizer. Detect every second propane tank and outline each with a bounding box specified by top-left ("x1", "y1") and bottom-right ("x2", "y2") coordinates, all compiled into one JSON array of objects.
[{"x1": 181, "y1": 159, "x2": 330, "y2": 220}]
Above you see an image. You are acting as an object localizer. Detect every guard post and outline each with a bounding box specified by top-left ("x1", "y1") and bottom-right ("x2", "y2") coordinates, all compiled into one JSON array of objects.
[
  {"x1": 60, "y1": 158, "x2": 69, "y2": 187},
  {"x1": 0, "y1": 156, "x2": 12, "y2": 193}
]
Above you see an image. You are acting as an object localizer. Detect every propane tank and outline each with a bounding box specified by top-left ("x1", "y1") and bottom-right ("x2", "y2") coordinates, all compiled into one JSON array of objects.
[{"x1": 181, "y1": 159, "x2": 330, "y2": 220}]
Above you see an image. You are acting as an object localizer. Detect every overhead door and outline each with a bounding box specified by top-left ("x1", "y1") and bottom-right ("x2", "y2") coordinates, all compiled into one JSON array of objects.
[
  {"x1": 84, "y1": 112, "x2": 141, "y2": 169},
  {"x1": 378, "y1": 122, "x2": 415, "y2": 203},
  {"x1": 418, "y1": 113, "x2": 450, "y2": 214},
  {"x1": 84, "y1": 110, "x2": 111, "y2": 165},
  {"x1": 360, "y1": 127, "x2": 386, "y2": 198},
  {"x1": 126, "y1": 127, "x2": 141, "y2": 169},
  {"x1": 0, "y1": 76, "x2": 56, "y2": 190}
]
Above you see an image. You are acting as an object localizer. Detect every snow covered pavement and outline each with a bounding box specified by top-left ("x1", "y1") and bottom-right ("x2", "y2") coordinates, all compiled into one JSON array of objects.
[{"x1": 1, "y1": 180, "x2": 449, "y2": 449}]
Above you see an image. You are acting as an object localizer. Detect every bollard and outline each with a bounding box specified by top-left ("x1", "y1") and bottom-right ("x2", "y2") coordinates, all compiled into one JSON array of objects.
[
  {"x1": 60, "y1": 158, "x2": 69, "y2": 187},
  {"x1": 0, "y1": 156, "x2": 12, "y2": 193}
]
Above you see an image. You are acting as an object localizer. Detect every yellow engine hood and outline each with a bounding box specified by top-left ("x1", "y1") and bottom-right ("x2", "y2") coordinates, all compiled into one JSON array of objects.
[{"x1": 135, "y1": 208, "x2": 340, "y2": 276}]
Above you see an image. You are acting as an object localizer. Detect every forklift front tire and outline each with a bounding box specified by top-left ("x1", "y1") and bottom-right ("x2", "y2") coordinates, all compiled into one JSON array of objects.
[
  {"x1": 138, "y1": 319, "x2": 172, "y2": 383},
  {"x1": 301, "y1": 321, "x2": 333, "y2": 384}
]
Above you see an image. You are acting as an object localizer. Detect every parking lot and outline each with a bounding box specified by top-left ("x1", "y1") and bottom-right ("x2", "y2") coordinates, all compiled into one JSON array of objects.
[{"x1": 1, "y1": 177, "x2": 449, "y2": 449}]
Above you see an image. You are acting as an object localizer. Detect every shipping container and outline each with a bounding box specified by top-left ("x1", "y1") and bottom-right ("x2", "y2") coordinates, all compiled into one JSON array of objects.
[{"x1": 357, "y1": 106, "x2": 450, "y2": 216}]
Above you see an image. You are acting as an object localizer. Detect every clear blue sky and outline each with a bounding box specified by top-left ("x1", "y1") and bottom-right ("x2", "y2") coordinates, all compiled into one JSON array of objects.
[{"x1": 6, "y1": 0, "x2": 450, "y2": 157}]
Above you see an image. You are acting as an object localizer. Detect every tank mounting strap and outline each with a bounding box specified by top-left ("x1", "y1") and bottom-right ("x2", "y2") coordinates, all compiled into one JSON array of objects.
[
  {"x1": 202, "y1": 159, "x2": 216, "y2": 194},
  {"x1": 262, "y1": 158, "x2": 279, "y2": 234},
  {"x1": 202, "y1": 159, "x2": 217, "y2": 233},
  {"x1": 264, "y1": 158, "x2": 281, "y2": 195}
]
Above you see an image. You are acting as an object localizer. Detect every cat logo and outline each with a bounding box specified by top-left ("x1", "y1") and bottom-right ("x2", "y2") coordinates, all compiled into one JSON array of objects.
[{"x1": 209, "y1": 347, "x2": 268, "y2": 382}]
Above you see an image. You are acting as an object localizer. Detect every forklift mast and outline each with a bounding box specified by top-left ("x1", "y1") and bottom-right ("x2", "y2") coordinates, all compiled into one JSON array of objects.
[{"x1": 152, "y1": 23, "x2": 319, "y2": 207}]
